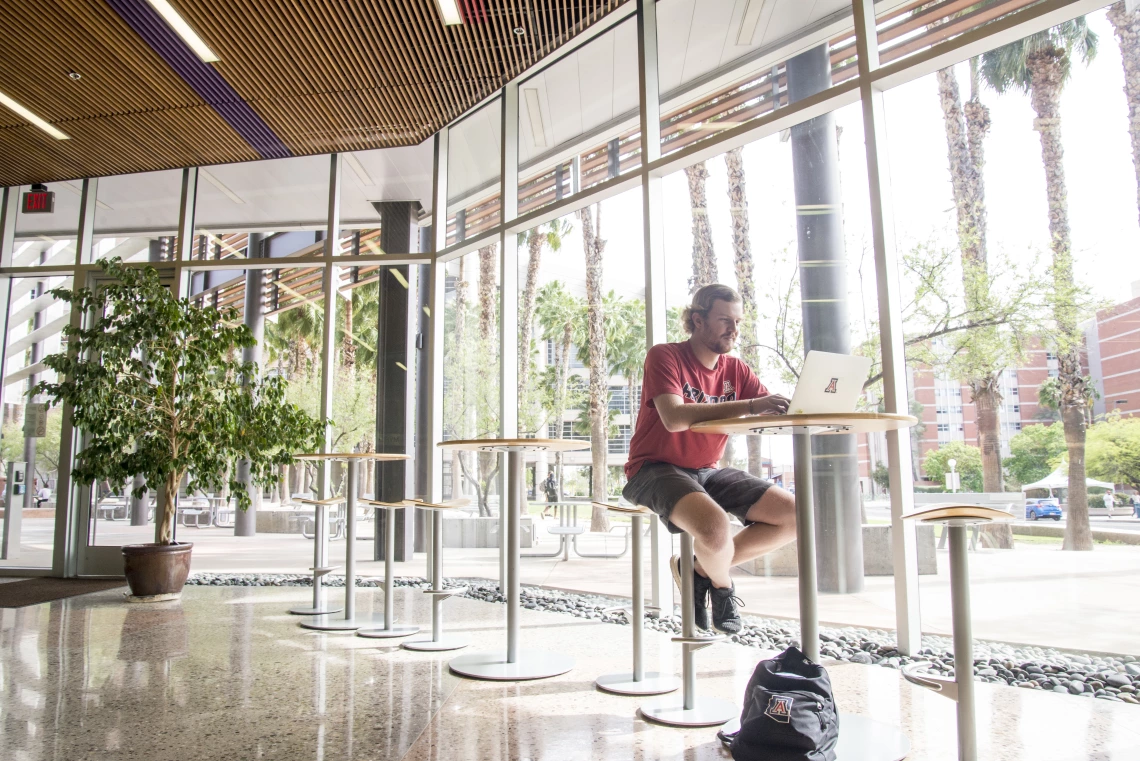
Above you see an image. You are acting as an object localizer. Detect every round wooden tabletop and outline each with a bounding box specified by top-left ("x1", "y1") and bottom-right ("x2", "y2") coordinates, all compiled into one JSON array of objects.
[
  {"x1": 292, "y1": 452, "x2": 410, "y2": 462},
  {"x1": 691, "y1": 412, "x2": 917, "y2": 436},
  {"x1": 438, "y1": 437, "x2": 591, "y2": 453}
]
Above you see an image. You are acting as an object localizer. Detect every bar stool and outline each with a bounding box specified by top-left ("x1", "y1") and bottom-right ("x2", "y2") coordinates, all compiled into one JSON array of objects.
[
  {"x1": 355, "y1": 499, "x2": 420, "y2": 640},
  {"x1": 592, "y1": 502, "x2": 679, "y2": 696},
  {"x1": 403, "y1": 499, "x2": 470, "y2": 652},
  {"x1": 902, "y1": 503, "x2": 1013, "y2": 761},
  {"x1": 639, "y1": 529, "x2": 736, "y2": 727},
  {"x1": 289, "y1": 497, "x2": 344, "y2": 616}
]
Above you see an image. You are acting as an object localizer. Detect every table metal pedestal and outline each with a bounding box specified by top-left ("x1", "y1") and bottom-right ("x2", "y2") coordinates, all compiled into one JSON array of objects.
[
  {"x1": 356, "y1": 500, "x2": 421, "y2": 639},
  {"x1": 404, "y1": 501, "x2": 468, "y2": 651},
  {"x1": 443, "y1": 444, "x2": 580, "y2": 681},
  {"x1": 289, "y1": 497, "x2": 343, "y2": 616}
]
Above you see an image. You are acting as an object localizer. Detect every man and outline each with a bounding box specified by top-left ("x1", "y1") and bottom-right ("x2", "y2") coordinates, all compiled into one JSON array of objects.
[
  {"x1": 542, "y1": 471, "x2": 558, "y2": 518},
  {"x1": 622, "y1": 284, "x2": 797, "y2": 635}
]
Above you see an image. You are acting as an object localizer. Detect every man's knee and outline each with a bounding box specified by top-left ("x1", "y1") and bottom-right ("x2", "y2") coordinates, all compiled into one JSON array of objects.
[
  {"x1": 745, "y1": 486, "x2": 797, "y2": 528},
  {"x1": 672, "y1": 494, "x2": 733, "y2": 548}
]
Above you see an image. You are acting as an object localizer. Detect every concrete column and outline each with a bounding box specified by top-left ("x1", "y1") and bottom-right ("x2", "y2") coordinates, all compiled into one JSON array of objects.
[
  {"x1": 787, "y1": 44, "x2": 864, "y2": 594},
  {"x1": 235, "y1": 233, "x2": 265, "y2": 537},
  {"x1": 374, "y1": 202, "x2": 418, "y2": 561}
]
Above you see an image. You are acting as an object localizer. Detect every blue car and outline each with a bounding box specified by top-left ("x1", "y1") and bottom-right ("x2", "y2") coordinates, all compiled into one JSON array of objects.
[{"x1": 1025, "y1": 498, "x2": 1062, "y2": 521}]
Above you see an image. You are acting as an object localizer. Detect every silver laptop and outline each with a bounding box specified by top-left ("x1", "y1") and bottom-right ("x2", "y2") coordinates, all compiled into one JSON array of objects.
[{"x1": 786, "y1": 351, "x2": 872, "y2": 415}]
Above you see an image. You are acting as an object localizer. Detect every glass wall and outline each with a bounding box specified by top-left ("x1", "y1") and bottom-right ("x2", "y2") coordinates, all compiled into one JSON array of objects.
[
  {"x1": 447, "y1": 99, "x2": 502, "y2": 245},
  {"x1": 441, "y1": 244, "x2": 501, "y2": 510},
  {"x1": 0, "y1": 277, "x2": 69, "y2": 567},
  {"x1": 517, "y1": 18, "x2": 641, "y2": 215},
  {"x1": 12, "y1": 182, "x2": 80, "y2": 268},
  {"x1": 92, "y1": 169, "x2": 182, "y2": 264}
]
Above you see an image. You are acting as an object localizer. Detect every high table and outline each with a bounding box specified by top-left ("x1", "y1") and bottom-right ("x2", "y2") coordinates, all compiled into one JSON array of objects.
[
  {"x1": 691, "y1": 412, "x2": 915, "y2": 761},
  {"x1": 292, "y1": 452, "x2": 410, "y2": 632},
  {"x1": 439, "y1": 438, "x2": 589, "y2": 680}
]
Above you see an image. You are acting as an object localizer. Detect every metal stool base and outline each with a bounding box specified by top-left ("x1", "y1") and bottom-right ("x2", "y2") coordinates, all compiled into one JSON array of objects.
[
  {"x1": 355, "y1": 625, "x2": 420, "y2": 639},
  {"x1": 835, "y1": 714, "x2": 911, "y2": 761},
  {"x1": 299, "y1": 613, "x2": 391, "y2": 631},
  {"x1": 595, "y1": 672, "x2": 680, "y2": 696},
  {"x1": 449, "y1": 649, "x2": 574, "y2": 681},
  {"x1": 639, "y1": 696, "x2": 737, "y2": 727},
  {"x1": 402, "y1": 636, "x2": 469, "y2": 652},
  {"x1": 288, "y1": 605, "x2": 342, "y2": 616}
]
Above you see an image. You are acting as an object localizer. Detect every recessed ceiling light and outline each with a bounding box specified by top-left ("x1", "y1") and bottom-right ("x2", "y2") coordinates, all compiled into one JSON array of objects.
[
  {"x1": 434, "y1": 0, "x2": 463, "y2": 26},
  {"x1": 144, "y1": 0, "x2": 219, "y2": 62},
  {"x1": 0, "y1": 91, "x2": 68, "y2": 140},
  {"x1": 737, "y1": 0, "x2": 769, "y2": 46},
  {"x1": 514, "y1": 27, "x2": 526, "y2": 36},
  {"x1": 67, "y1": 70, "x2": 81, "y2": 81}
]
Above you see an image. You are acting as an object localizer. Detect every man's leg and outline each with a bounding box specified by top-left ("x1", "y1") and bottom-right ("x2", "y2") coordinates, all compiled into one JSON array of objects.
[
  {"x1": 668, "y1": 493, "x2": 735, "y2": 589},
  {"x1": 730, "y1": 485, "x2": 797, "y2": 566}
]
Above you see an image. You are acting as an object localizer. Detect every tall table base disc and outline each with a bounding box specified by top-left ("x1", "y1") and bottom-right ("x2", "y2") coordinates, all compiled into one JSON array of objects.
[
  {"x1": 836, "y1": 714, "x2": 911, "y2": 761},
  {"x1": 448, "y1": 649, "x2": 574, "y2": 681},
  {"x1": 402, "y1": 636, "x2": 469, "y2": 652},
  {"x1": 355, "y1": 625, "x2": 420, "y2": 639},
  {"x1": 595, "y1": 672, "x2": 680, "y2": 696},
  {"x1": 298, "y1": 613, "x2": 392, "y2": 631},
  {"x1": 640, "y1": 696, "x2": 737, "y2": 727},
  {"x1": 288, "y1": 605, "x2": 342, "y2": 616}
]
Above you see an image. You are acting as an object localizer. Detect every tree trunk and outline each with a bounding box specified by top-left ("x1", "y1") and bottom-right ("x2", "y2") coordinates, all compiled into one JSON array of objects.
[
  {"x1": 343, "y1": 296, "x2": 355, "y2": 370},
  {"x1": 724, "y1": 146, "x2": 764, "y2": 477},
  {"x1": 478, "y1": 245, "x2": 497, "y2": 342},
  {"x1": 157, "y1": 471, "x2": 180, "y2": 545},
  {"x1": 965, "y1": 58, "x2": 991, "y2": 256},
  {"x1": 972, "y1": 377, "x2": 1004, "y2": 491},
  {"x1": 1109, "y1": 2, "x2": 1140, "y2": 230},
  {"x1": 519, "y1": 231, "x2": 544, "y2": 426},
  {"x1": 579, "y1": 204, "x2": 610, "y2": 532},
  {"x1": 684, "y1": 162, "x2": 717, "y2": 292},
  {"x1": 1028, "y1": 49, "x2": 1091, "y2": 550},
  {"x1": 936, "y1": 67, "x2": 984, "y2": 267}
]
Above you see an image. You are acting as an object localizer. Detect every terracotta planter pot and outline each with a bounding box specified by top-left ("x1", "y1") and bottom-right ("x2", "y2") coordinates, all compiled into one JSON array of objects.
[{"x1": 122, "y1": 542, "x2": 193, "y2": 599}]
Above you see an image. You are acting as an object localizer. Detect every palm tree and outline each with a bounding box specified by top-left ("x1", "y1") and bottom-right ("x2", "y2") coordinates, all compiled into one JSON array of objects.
[
  {"x1": 518, "y1": 219, "x2": 573, "y2": 435},
  {"x1": 578, "y1": 203, "x2": 610, "y2": 532},
  {"x1": 1108, "y1": 2, "x2": 1140, "y2": 229},
  {"x1": 684, "y1": 162, "x2": 718, "y2": 291},
  {"x1": 724, "y1": 146, "x2": 764, "y2": 475},
  {"x1": 935, "y1": 60, "x2": 1005, "y2": 492},
  {"x1": 535, "y1": 281, "x2": 583, "y2": 501},
  {"x1": 607, "y1": 298, "x2": 647, "y2": 433},
  {"x1": 980, "y1": 18, "x2": 1097, "y2": 550}
]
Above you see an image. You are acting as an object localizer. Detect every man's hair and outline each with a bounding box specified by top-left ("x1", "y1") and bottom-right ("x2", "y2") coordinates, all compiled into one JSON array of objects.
[{"x1": 681, "y1": 284, "x2": 741, "y2": 334}]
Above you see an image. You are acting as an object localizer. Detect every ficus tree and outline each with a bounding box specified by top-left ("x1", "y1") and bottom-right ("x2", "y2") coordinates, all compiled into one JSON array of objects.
[{"x1": 34, "y1": 258, "x2": 324, "y2": 545}]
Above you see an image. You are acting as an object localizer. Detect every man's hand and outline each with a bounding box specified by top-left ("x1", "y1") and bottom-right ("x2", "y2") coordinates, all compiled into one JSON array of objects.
[{"x1": 749, "y1": 394, "x2": 790, "y2": 416}]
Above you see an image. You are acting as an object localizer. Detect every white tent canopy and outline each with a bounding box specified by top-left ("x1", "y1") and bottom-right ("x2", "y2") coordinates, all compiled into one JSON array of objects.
[{"x1": 1021, "y1": 467, "x2": 1114, "y2": 492}]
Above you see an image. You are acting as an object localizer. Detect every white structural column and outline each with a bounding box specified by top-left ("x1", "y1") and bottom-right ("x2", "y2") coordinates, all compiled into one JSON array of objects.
[
  {"x1": 499, "y1": 84, "x2": 520, "y2": 591},
  {"x1": 852, "y1": 0, "x2": 921, "y2": 655},
  {"x1": 426, "y1": 129, "x2": 448, "y2": 586},
  {"x1": 636, "y1": 0, "x2": 674, "y2": 614}
]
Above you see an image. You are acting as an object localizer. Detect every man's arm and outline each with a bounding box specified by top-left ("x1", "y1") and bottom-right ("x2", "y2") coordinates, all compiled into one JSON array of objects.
[{"x1": 654, "y1": 393, "x2": 790, "y2": 433}]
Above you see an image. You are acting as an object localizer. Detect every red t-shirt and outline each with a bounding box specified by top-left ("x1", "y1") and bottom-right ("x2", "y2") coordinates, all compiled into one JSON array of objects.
[{"x1": 624, "y1": 341, "x2": 767, "y2": 478}]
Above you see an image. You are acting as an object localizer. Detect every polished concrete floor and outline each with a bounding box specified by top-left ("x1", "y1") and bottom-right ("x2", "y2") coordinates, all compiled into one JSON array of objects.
[{"x1": 1, "y1": 585, "x2": 1138, "y2": 760}]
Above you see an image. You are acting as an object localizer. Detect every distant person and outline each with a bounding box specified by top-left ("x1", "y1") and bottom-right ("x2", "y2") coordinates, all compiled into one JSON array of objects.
[
  {"x1": 1132, "y1": 493, "x2": 1140, "y2": 519},
  {"x1": 1105, "y1": 490, "x2": 1115, "y2": 519},
  {"x1": 542, "y1": 472, "x2": 558, "y2": 517},
  {"x1": 34, "y1": 484, "x2": 51, "y2": 508}
]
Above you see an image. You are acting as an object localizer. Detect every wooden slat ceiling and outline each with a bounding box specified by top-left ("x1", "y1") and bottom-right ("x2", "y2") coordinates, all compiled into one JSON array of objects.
[{"x1": 0, "y1": 0, "x2": 628, "y2": 187}]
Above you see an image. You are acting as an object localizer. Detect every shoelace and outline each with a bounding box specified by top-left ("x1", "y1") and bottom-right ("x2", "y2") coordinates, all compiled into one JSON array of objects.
[{"x1": 714, "y1": 593, "x2": 745, "y2": 611}]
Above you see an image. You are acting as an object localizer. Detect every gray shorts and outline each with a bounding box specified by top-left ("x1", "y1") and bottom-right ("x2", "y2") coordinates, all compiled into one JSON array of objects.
[{"x1": 622, "y1": 461, "x2": 773, "y2": 534}]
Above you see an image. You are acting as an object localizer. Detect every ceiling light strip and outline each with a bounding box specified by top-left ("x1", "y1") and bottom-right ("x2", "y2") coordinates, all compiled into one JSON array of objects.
[
  {"x1": 143, "y1": 0, "x2": 218, "y2": 62},
  {"x1": 0, "y1": 91, "x2": 69, "y2": 140},
  {"x1": 105, "y1": 0, "x2": 291, "y2": 160}
]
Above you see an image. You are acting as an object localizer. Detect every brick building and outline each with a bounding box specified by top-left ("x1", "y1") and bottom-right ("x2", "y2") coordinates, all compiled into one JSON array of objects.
[{"x1": 1086, "y1": 283, "x2": 1140, "y2": 418}]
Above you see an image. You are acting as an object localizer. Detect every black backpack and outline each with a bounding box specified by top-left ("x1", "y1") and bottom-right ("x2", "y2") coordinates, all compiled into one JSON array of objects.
[{"x1": 717, "y1": 647, "x2": 840, "y2": 761}]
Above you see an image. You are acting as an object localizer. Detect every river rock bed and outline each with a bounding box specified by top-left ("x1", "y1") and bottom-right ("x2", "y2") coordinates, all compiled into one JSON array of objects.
[{"x1": 188, "y1": 572, "x2": 1139, "y2": 704}]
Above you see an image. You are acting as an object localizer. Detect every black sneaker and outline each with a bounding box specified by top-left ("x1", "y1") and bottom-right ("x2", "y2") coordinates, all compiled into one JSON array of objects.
[
  {"x1": 670, "y1": 555, "x2": 711, "y2": 630},
  {"x1": 709, "y1": 584, "x2": 744, "y2": 634}
]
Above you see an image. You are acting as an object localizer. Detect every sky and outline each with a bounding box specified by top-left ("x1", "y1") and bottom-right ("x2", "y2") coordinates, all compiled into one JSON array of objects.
[{"x1": 514, "y1": 7, "x2": 1139, "y2": 467}]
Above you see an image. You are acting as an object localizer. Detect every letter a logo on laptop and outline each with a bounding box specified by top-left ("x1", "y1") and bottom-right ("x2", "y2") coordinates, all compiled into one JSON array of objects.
[
  {"x1": 788, "y1": 351, "x2": 872, "y2": 414},
  {"x1": 765, "y1": 695, "x2": 793, "y2": 723},
  {"x1": 824, "y1": 378, "x2": 839, "y2": 394}
]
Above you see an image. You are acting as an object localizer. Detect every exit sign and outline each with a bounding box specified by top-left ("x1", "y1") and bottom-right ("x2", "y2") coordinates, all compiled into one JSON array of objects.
[{"x1": 22, "y1": 190, "x2": 54, "y2": 214}]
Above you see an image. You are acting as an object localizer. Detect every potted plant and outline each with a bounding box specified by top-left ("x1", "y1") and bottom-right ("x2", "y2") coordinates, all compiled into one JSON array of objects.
[{"x1": 35, "y1": 258, "x2": 323, "y2": 600}]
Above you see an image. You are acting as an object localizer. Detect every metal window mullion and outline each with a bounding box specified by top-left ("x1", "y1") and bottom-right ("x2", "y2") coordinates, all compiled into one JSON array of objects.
[
  {"x1": 852, "y1": 0, "x2": 921, "y2": 656},
  {"x1": 636, "y1": 0, "x2": 674, "y2": 615},
  {"x1": 317, "y1": 155, "x2": 341, "y2": 500},
  {"x1": 175, "y1": 168, "x2": 198, "y2": 263},
  {"x1": 427, "y1": 129, "x2": 449, "y2": 507},
  {"x1": 499, "y1": 86, "x2": 519, "y2": 593},
  {"x1": 0, "y1": 188, "x2": 18, "y2": 267}
]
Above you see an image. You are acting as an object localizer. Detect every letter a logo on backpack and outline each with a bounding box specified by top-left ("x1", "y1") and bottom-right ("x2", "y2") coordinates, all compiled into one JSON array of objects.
[
  {"x1": 765, "y1": 695, "x2": 793, "y2": 724},
  {"x1": 824, "y1": 378, "x2": 839, "y2": 394}
]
